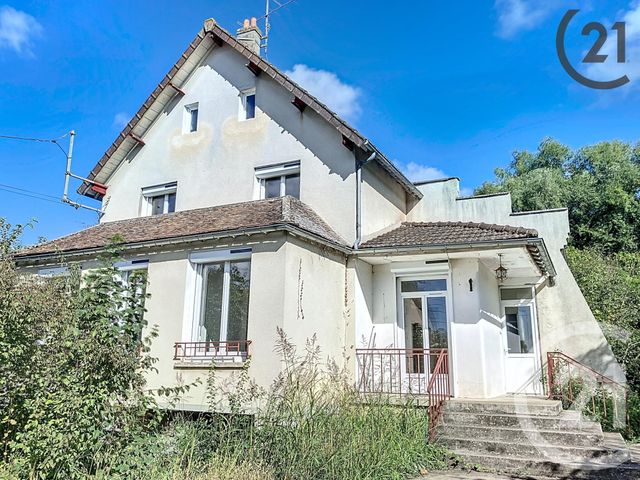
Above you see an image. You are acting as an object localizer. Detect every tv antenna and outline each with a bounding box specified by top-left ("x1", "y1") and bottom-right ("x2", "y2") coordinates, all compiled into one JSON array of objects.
[{"x1": 260, "y1": 0, "x2": 298, "y2": 57}]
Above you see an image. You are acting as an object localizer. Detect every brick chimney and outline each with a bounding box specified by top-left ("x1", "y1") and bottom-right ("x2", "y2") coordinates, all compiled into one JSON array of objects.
[{"x1": 236, "y1": 17, "x2": 262, "y2": 55}]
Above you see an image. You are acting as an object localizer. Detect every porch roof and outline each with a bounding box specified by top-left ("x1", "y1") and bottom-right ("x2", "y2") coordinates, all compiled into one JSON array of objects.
[
  {"x1": 360, "y1": 222, "x2": 538, "y2": 248},
  {"x1": 359, "y1": 222, "x2": 554, "y2": 278}
]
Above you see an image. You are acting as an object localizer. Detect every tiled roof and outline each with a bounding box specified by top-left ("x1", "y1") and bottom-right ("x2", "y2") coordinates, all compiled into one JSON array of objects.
[
  {"x1": 15, "y1": 197, "x2": 346, "y2": 258},
  {"x1": 360, "y1": 222, "x2": 538, "y2": 249},
  {"x1": 78, "y1": 19, "x2": 420, "y2": 200}
]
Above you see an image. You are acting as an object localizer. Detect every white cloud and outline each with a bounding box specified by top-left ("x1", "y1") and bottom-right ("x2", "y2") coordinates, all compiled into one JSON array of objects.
[
  {"x1": 399, "y1": 162, "x2": 447, "y2": 183},
  {"x1": 112, "y1": 112, "x2": 130, "y2": 129},
  {"x1": 284, "y1": 64, "x2": 362, "y2": 121},
  {"x1": 396, "y1": 161, "x2": 474, "y2": 196},
  {"x1": 584, "y1": 1, "x2": 640, "y2": 93},
  {"x1": 0, "y1": 6, "x2": 42, "y2": 56},
  {"x1": 494, "y1": 0, "x2": 559, "y2": 38}
]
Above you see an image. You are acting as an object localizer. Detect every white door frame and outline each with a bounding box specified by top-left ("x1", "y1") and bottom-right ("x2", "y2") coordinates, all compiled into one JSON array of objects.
[
  {"x1": 396, "y1": 274, "x2": 453, "y2": 394},
  {"x1": 500, "y1": 286, "x2": 542, "y2": 393}
]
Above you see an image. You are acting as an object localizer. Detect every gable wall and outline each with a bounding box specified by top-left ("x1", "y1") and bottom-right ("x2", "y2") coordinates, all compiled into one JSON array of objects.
[{"x1": 99, "y1": 46, "x2": 358, "y2": 244}]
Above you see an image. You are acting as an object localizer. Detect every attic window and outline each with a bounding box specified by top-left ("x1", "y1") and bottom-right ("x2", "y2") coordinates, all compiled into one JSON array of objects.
[
  {"x1": 255, "y1": 162, "x2": 300, "y2": 200},
  {"x1": 142, "y1": 182, "x2": 177, "y2": 216},
  {"x1": 239, "y1": 89, "x2": 256, "y2": 121},
  {"x1": 184, "y1": 103, "x2": 199, "y2": 133}
]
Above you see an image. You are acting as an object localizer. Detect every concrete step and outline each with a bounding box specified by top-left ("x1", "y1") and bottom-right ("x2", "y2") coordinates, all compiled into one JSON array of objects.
[
  {"x1": 452, "y1": 448, "x2": 638, "y2": 479},
  {"x1": 439, "y1": 435, "x2": 628, "y2": 462},
  {"x1": 438, "y1": 424, "x2": 604, "y2": 447},
  {"x1": 445, "y1": 397, "x2": 563, "y2": 416},
  {"x1": 442, "y1": 410, "x2": 601, "y2": 432}
]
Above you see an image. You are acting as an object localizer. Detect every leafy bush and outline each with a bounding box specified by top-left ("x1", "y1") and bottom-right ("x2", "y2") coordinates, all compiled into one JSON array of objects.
[
  {"x1": 476, "y1": 138, "x2": 640, "y2": 253},
  {"x1": 0, "y1": 221, "x2": 191, "y2": 478}
]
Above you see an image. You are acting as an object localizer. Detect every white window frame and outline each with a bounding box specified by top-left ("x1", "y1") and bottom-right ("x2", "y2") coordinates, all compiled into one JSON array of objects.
[
  {"x1": 183, "y1": 102, "x2": 199, "y2": 133},
  {"x1": 499, "y1": 286, "x2": 539, "y2": 358},
  {"x1": 115, "y1": 259, "x2": 149, "y2": 285},
  {"x1": 141, "y1": 183, "x2": 177, "y2": 216},
  {"x1": 238, "y1": 88, "x2": 256, "y2": 121},
  {"x1": 188, "y1": 248, "x2": 252, "y2": 345},
  {"x1": 255, "y1": 162, "x2": 300, "y2": 199}
]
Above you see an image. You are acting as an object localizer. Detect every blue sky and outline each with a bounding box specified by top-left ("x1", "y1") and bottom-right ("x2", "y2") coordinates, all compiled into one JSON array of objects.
[{"x1": 1, "y1": 0, "x2": 639, "y2": 245}]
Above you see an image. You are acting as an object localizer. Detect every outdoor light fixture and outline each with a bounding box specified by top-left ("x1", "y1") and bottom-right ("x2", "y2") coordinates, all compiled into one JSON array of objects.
[{"x1": 495, "y1": 254, "x2": 508, "y2": 282}]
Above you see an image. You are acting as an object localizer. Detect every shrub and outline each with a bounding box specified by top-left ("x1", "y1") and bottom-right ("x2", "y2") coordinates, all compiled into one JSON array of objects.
[{"x1": 0, "y1": 221, "x2": 191, "y2": 478}]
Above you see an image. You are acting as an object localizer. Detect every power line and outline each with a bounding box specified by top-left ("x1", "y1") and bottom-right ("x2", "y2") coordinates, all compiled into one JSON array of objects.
[
  {"x1": 0, "y1": 132, "x2": 68, "y2": 143},
  {"x1": 0, "y1": 132, "x2": 69, "y2": 155},
  {"x1": 0, "y1": 183, "x2": 63, "y2": 205}
]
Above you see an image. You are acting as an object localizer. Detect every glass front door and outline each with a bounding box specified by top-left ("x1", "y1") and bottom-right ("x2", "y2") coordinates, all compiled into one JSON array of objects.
[{"x1": 400, "y1": 278, "x2": 449, "y2": 375}]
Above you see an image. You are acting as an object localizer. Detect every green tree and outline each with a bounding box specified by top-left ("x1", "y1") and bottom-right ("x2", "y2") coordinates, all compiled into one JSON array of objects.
[{"x1": 476, "y1": 138, "x2": 640, "y2": 253}]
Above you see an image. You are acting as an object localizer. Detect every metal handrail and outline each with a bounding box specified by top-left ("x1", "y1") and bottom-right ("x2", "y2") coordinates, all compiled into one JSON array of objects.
[
  {"x1": 546, "y1": 351, "x2": 629, "y2": 430},
  {"x1": 355, "y1": 348, "x2": 448, "y2": 396},
  {"x1": 427, "y1": 349, "x2": 450, "y2": 441}
]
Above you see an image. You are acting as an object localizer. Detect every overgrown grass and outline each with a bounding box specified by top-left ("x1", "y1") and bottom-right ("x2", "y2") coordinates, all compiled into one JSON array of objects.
[
  {"x1": 1, "y1": 328, "x2": 450, "y2": 479},
  {"x1": 93, "y1": 331, "x2": 451, "y2": 480}
]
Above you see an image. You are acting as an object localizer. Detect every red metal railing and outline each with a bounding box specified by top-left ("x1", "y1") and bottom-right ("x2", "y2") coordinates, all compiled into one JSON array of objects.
[
  {"x1": 174, "y1": 340, "x2": 252, "y2": 362},
  {"x1": 427, "y1": 349, "x2": 450, "y2": 441},
  {"x1": 355, "y1": 348, "x2": 450, "y2": 441},
  {"x1": 546, "y1": 351, "x2": 629, "y2": 430}
]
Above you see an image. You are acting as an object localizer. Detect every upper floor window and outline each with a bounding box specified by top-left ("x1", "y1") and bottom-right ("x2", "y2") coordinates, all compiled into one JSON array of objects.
[
  {"x1": 255, "y1": 162, "x2": 300, "y2": 200},
  {"x1": 239, "y1": 89, "x2": 256, "y2": 121},
  {"x1": 142, "y1": 182, "x2": 177, "y2": 216},
  {"x1": 184, "y1": 103, "x2": 199, "y2": 133}
]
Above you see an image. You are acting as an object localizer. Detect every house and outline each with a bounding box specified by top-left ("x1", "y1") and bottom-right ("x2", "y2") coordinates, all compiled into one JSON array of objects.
[{"x1": 14, "y1": 18, "x2": 624, "y2": 411}]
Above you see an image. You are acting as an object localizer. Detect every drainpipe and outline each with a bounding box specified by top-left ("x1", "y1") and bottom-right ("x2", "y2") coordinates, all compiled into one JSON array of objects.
[{"x1": 354, "y1": 144, "x2": 376, "y2": 249}]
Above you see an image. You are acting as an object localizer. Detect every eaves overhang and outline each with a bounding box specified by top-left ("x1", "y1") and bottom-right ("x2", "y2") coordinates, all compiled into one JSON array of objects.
[
  {"x1": 13, "y1": 224, "x2": 351, "y2": 268},
  {"x1": 355, "y1": 237, "x2": 556, "y2": 279}
]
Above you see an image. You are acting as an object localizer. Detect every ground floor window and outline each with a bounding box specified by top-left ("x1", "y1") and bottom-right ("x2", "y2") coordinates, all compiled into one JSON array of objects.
[{"x1": 197, "y1": 259, "x2": 251, "y2": 350}]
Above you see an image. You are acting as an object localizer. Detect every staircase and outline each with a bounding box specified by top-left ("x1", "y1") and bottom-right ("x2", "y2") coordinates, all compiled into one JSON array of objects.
[{"x1": 437, "y1": 397, "x2": 639, "y2": 479}]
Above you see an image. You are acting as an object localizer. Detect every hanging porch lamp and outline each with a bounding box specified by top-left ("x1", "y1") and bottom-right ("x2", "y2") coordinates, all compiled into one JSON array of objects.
[{"x1": 495, "y1": 254, "x2": 508, "y2": 282}]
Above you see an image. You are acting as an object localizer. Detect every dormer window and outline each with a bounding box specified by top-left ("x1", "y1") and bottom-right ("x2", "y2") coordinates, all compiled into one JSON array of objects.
[
  {"x1": 184, "y1": 103, "x2": 199, "y2": 133},
  {"x1": 239, "y1": 89, "x2": 256, "y2": 121},
  {"x1": 255, "y1": 162, "x2": 300, "y2": 200},
  {"x1": 142, "y1": 182, "x2": 177, "y2": 216}
]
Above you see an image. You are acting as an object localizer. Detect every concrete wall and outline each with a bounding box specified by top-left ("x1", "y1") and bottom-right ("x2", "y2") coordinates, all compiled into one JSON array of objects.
[
  {"x1": 26, "y1": 232, "x2": 351, "y2": 410},
  {"x1": 361, "y1": 162, "x2": 407, "y2": 239},
  {"x1": 143, "y1": 234, "x2": 289, "y2": 409},
  {"x1": 281, "y1": 237, "x2": 348, "y2": 367},
  {"x1": 407, "y1": 178, "x2": 625, "y2": 383}
]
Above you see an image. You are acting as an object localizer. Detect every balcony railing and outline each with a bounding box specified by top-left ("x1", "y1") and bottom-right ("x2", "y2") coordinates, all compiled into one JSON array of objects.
[
  {"x1": 173, "y1": 340, "x2": 252, "y2": 364},
  {"x1": 355, "y1": 347, "x2": 450, "y2": 441}
]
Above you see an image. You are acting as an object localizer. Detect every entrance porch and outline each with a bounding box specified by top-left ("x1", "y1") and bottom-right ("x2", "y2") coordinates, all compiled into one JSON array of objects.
[{"x1": 353, "y1": 241, "x2": 551, "y2": 400}]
